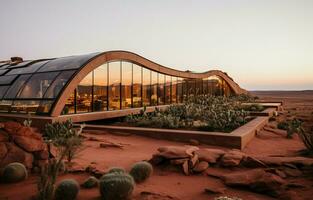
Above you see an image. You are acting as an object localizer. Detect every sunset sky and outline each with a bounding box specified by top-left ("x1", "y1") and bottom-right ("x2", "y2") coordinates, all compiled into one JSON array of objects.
[{"x1": 0, "y1": 0, "x2": 312, "y2": 90}]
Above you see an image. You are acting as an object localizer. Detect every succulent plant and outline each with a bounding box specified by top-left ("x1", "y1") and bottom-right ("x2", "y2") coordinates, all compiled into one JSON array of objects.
[
  {"x1": 81, "y1": 176, "x2": 98, "y2": 188},
  {"x1": 54, "y1": 179, "x2": 79, "y2": 200},
  {"x1": 108, "y1": 167, "x2": 126, "y2": 174},
  {"x1": 129, "y1": 161, "x2": 153, "y2": 183},
  {"x1": 2, "y1": 162, "x2": 28, "y2": 183},
  {"x1": 99, "y1": 172, "x2": 135, "y2": 200}
]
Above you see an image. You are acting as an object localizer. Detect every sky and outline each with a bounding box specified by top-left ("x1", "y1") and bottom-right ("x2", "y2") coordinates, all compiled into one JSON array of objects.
[{"x1": 0, "y1": 0, "x2": 312, "y2": 90}]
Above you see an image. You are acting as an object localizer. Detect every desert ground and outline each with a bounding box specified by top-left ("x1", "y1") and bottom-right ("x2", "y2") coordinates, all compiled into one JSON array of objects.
[{"x1": 1, "y1": 91, "x2": 313, "y2": 200}]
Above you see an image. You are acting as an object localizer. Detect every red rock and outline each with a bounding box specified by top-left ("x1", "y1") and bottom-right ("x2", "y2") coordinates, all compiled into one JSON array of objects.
[
  {"x1": 182, "y1": 160, "x2": 189, "y2": 175},
  {"x1": 204, "y1": 185, "x2": 225, "y2": 194},
  {"x1": 221, "y1": 150, "x2": 245, "y2": 167},
  {"x1": 3, "y1": 121, "x2": 22, "y2": 135},
  {"x1": 0, "y1": 143, "x2": 33, "y2": 169},
  {"x1": 157, "y1": 145, "x2": 199, "y2": 159},
  {"x1": 242, "y1": 156, "x2": 267, "y2": 168},
  {"x1": 170, "y1": 158, "x2": 189, "y2": 165},
  {"x1": 189, "y1": 154, "x2": 198, "y2": 168},
  {"x1": 255, "y1": 156, "x2": 313, "y2": 167},
  {"x1": 34, "y1": 150, "x2": 49, "y2": 160},
  {"x1": 189, "y1": 139, "x2": 199, "y2": 146},
  {"x1": 0, "y1": 130, "x2": 9, "y2": 142},
  {"x1": 223, "y1": 169, "x2": 266, "y2": 186},
  {"x1": 14, "y1": 136, "x2": 45, "y2": 152},
  {"x1": 193, "y1": 161, "x2": 209, "y2": 173},
  {"x1": 195, "y1": 148, "x2": 225, "y2": 163},
  {"x1": 15, "y1": 126, "x2": 42, "y2": 140},
  {"x1": 0, "y1": 142, "x2": 8, "y2": 158},
  {"x1": 282, "y1": 168, "x2": 302, "y2": 177}
]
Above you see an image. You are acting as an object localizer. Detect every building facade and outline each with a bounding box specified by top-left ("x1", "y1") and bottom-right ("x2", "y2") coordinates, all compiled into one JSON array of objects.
[{"x1": 0, "y1": 51, "x2": 247, "y2": 123}]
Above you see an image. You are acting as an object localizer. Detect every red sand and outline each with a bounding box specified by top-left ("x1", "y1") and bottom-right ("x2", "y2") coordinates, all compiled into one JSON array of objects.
[{"x1": 1, "y1": 91, "x2": 313, "y2": 200}]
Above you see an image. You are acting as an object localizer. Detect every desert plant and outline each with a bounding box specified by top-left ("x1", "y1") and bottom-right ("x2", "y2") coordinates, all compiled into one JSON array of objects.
[
  {"x1": 129, "y1": 161, "x2": 153, "y2": 183},
  {"x1": 54, "y1": 179, "x2": 79, "y2": 200},
  {"x1": 81, "y1": 176, "x2": 99, "y2": 188},
  {"x1": 298, "y1": 128, "x2": 313, "y2": 153},
  {"x1": 108, "y1": 167, "x2": 126, "y2": 174},
  {"x1": 241, "y1": 103, "x2": 264, "y2": 112},
  {"x1": 1, "y1": 162, "x2": 27, "y2": 183},
  {"x1": 99, "y1": 172, "x2": 135, "y2": 200},
  {"x1": 23, "y1": 113, "x2": 32, "y2": 127},
  {"x1": 278, "y1": 119, "x2": 302, "y2": 138}
]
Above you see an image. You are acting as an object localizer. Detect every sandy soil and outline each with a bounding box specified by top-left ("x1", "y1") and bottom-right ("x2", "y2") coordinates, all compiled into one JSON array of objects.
[{"x1": 1, "y1": 91, "x2": 313, "y2": 200}]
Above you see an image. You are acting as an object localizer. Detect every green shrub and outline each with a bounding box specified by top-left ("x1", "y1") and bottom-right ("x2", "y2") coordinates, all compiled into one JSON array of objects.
[
  {"x1": 278, "y1": 119, "x2": 303, "y2": 138},
  {"x1": 298, "y1": 128, "x2": 313, "y2": 153},
  {"x1": 277, "y1": 121, "x2": 288, "y2": 130},
  {"x1": 242, "y1": 103, "x2": 264, "y2": 112},
  {"x1": 99, "y1": 173, "x2": 135, "y2": 200},
  {"x1": 1, "y1": 162, "x2": 28, "y2": 183},
  {"x1": 129, "y1": 161, "x2": 153, "y2": 183},
  {"x1": 54, "y1": 179, "x2": 79, "y2": 200},
  {"x1": 81, "y1": 176, "x2": 98, "y2": 189},
  {"x1": 108, "y1": 167, "x2": 126, "y2": 174}
]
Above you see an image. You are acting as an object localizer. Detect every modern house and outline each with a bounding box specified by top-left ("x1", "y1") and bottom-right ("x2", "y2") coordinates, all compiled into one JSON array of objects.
[{"x1": 0, "y1": 51, "x2": 247, "y2": 125}]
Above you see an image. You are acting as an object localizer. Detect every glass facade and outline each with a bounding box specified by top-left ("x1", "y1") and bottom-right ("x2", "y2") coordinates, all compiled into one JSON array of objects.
[{"x1": 0, "y1": 53, "x2": 235, "y2": 116}]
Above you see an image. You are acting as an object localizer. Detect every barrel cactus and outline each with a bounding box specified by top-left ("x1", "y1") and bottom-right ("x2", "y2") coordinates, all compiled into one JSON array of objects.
[
  {"x1": 2, "y1": 162, "x2": 28, "y2": 183},
  {"x1": 54, "y1": 179, "x2": 79, "y2": 200},
  {"x1": 99, "y1": 172, "x2": 135, "y2": 200},
  {"x1": 108, "y1": 167, "x2": 126, "y2": 174},
  {"x1": 81, "y1": 176, "x2": 98, "y2": 188},
  {"x1": 129, "y1": 161, "x2": 153, "y2": 183}
]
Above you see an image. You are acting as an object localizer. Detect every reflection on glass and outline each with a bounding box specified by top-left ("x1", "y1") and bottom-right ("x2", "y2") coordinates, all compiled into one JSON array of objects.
[
  {"x1": 142, "y1": 68, "x2": 151, "y2": 106},
  {"x1": 171, "y1": 76, "x2": 177, "y2": 103},
  {"x1": 62, "y1": 90, "x2": 75, "y2": 115},
  {"x1": 158, "y1": 73, "x2": 165, "y2": 105},
  {"x1": 18, "y1": 72, "x2": 59, "y2": 98},
  {"x1": 165, "y1": 75, "x2": 171, "y2": 104},
  {"x1": 0, "y1": 100, "x2": 12, "y2": 112},
  {"x1": 4, "y1": 75, "x2": 31, "y2": 99},
  {"x1": 37, "y1": 100, "x2": 53, "y2": 114},
  {"x1": 122, "y1": 62, "x2": 132, "y2": 109},
  {"x1": 132, "y1": 64, "x2": 142, "y2": 108},
  {"x1": 0, "y1": 69, "x2": 8, "y2": 76},
  {"x1": 177, "y1": 77, "x2": 183, "y2": 103},
  {"x1": 77, "y1": 71, "x2": 92, "y2": 113},
  {"x1": 93, "y1": 63, "x2": 108, "y2": 111},
  {"x1": 0, "y1": 75, "x2": 18, "y2": 85},
  {"x1": 151, "y1": 71, "x2": 158, "y2": 106},
  {"x1": 7, "y1": 60, "x2": 50, "y2": 75},
  {"x1": 44, "y1": 70, "x2": 75, "y2": 98},
  {"x1": 0, "y1": 86, "x2": 9, "y2": 99},
  {"x1": 108, "y1": 62, "x2": 121, "y2": 110},
  {"x1": 11, "y1": 100, "x2": 40, "y2": 114}
]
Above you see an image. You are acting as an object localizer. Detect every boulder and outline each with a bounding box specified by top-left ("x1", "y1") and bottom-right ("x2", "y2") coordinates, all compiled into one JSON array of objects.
[
  {"x1": 255, "y1": 156, "x2": 313, "y2": 167},
  {"x1": 0, "y1": 143, "x2": 33, "y2": 169},
  {"x1": 204, "y1": 185, "x2": 225, "y2": 194},
  {"x1": 14, "y1": 136, "x2": 45, "y2": 152},
  {"x1": 221, "y1": 150, "x2": 245, "y2": 167},
  {"x1": 0, "y1": 142, "x2": 8, "y2": 159},
  {"x1": 223, "y1": 169, "x2": 266, "y2": 186},
  {"x1": 157, "y1": 145, "x2": 199, "y2": 159},
  {"x1": 3, "y1": 121, "x2": 22, "y2": 135},
  {"x1": 0, "y1": 129, "x2": 9, "y2": 142},
  {"x1": 193, "y1": 161, "x2": 209, "y2": 173},
  {"x1": 195, "y1": 148, "x2": 225, "y2": 163},
  {"x1": 33, "y1": 150, "x2": 49, "y2": 160},
  {"x1": 15, "y1": 126, "x2": 42, "y2": 140},
  {"x1": 242, "y1": 156, "x2": 267, "y2": 168},
  {"x1": 282, "y1": 168, "x2": 302, "y2": 177}
]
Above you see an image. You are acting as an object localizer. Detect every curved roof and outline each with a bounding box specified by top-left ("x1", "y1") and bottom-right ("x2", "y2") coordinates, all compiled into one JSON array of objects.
[{"x1": 0, "y1": 50, "x2": 247, "y2": 117}]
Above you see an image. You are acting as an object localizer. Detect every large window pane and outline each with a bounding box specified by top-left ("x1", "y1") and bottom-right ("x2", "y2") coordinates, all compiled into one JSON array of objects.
[
  {"x1": 196, "y1": 79, "x2": 203, "y2": 95},
  {"x1": 4, "y1": 75, "x2": 31, "y2": 99},
  {"x1": 151, "y1": 71, "x2": 158, "y2": 106},
  {"x1": 18, "y1": 72, "x2": 59, "y2": 98},
  {"x1": 8, "y1": 60, "x2": 34, "y2": 69},
  {"x1": 188, "y1": 79, "x2": 196, "y2": 96},
  {"x1": 108, "y1": 62, "x2": 121, "y2": 110},
  {"x1": 177, "y1": 77, "x2": 183, "y2": 103},
  {"x1": 0, "y1": 100, "x2": 12, "y2": 112},
  {"x1": 7, "y1": 60, "x2": 50, "y2": 75},
  {"x1": 0, "y1": 75, "x2": 18, "y2": 85},
  {"x1": 0, "y1": 69, "x2": 8, "y2": 76},
  {"x1": 93, "y1": 63, "x2": 108, "y2": 112},
  {"x1": 165, "y1": 75, "x2": 171, "y2": 104},
  {"x1": 182, "y1": 79, "x2": 188, "y2": 99},
  {"x1": 44, "y1": 70, "x2": 75, "y2": 98},
  {"x1": 77, "y1": 71, "x2": 92, "y2": 113},
  {"x1": 142, "y1": 68, "x2": 151, "y2": 106},
  {"x1": 62, "y1": 90, "x2": 75, "y2": 115},
  {"x1": 38, "y1": 53, "x2": 99, "y2": 72},
  {"x1": 121, "y1": 62, "x2": 132, "y2": 109},
  {"x1": 37, "y1": 100, "x2": 53, "y2": 114},
  {"x1": 11, "y1": 100, "x2": 40, "y2": 114},
  {"x1": 0, "y1": 86, "x2": 9, "y2": 99},
  {"x1": 202, "y1": 78, "x2": 208, "y2": 95},
  {"x1": 132, "y1": 64, "x2": 142, "y2": 108},
  {"x1": 158, "y1": 73, "x2": 165, "y2": 105},
  {"x1": 171, "y1": 77, "x2": 177, "y2": 103}
]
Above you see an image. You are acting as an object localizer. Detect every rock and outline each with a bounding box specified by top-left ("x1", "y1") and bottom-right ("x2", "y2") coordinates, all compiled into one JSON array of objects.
[
  {"x1": 3, "y1": 121, "x2": 22, "y2": 135},
  {"x1": 15, "y1": 127, "x2": 42, "y2": 140},
  {"x1": 195, "y1": 148, "x2": 225, "y2": 163},
  {"x1": 279, "y1": 191, "x2": 302, "y2": 200},
  {"x1": 193, "y1": 161, "x2": 209, "y2": 173},
  {"x1": 0, "y1": 143, "x2": 33, "y2": 169},
  {"x1": 221, "y1": 150, "x2": 245, "y2": 167},
  {"x1": 67, "y1": 162, "x2": 85, "y2": 173},
  {"x1": 204, "y1": 185, "x2": 225, "y2": 194},
  {"x1": 242, "y1": 156, "x2": 267, "y2": 168},
  {"x1": 0, "y1": 129, "x2": 9, "y2": 142},
  {"x1": 223, "y1": 169, "x2": 285, "y2": 197},
  {"x1": 285, "y1": 182, "x2": 306, "y2": 189},
  {"x1": 34, "y1": 159, "x2": 48, "y2": 170},
  {"x1": 33, "y1": 150, "x2": 49, "y2": 160},
  {"x1": 0, "y1": 142, "x2": 8, "y2": 159},
  {"x1": 170, "y1": 158, "x2": 189, "y2": 165},
  {"x1": 282, "y1": 168, "x2": 302, "y2": 177},
  {"x1": 182, "y1": 160, "x2": 189, "y2": 175},
  {"x1": 157, "y1": 145, "x2": 199, "y2": 159},
  {"x1": 189, "y1": 154, "x2": 198, "y2": 168},
  {"x1": 149, "y1": 154, "x2": 166, "y2": 165},
  {"x1": 140, "y1": 191, "x2": 179, "y2": 200},
  {"x1": 81, "y1": 176, "x2": 99, "y2": 188},
  {"x1": 2, "y1": 162, "x2": 28, "y2": 183},
  {"x1": 14, "y1": 136, "x2": 45, "y2": 152},
  {"x1": 255, "y1": 156, "x2": 313, "y2": 167},
  {"x1": 189, "y1": 139, "x2": 200, "y2": 146}
]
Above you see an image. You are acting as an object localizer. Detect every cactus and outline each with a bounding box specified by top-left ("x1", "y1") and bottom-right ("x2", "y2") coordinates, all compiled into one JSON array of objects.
[
  {"x1": 129, "y1": 161, "x2": 153, "y2": 183},
  {"x1": 81, "y1": 176, "x2": 98, "y2": 188},
  {"x1": 99, "y1": 172, "x2": 135, "y2": 200},
  {"x1": 2, "y1": 162, "x2": 28, "y2": 183},
  {"x1": 108, "y1": 167, "x2": 126, "y2": 174},
  {"x1": 54, "y1": 179, "x2": 79, "y2": 200}
]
